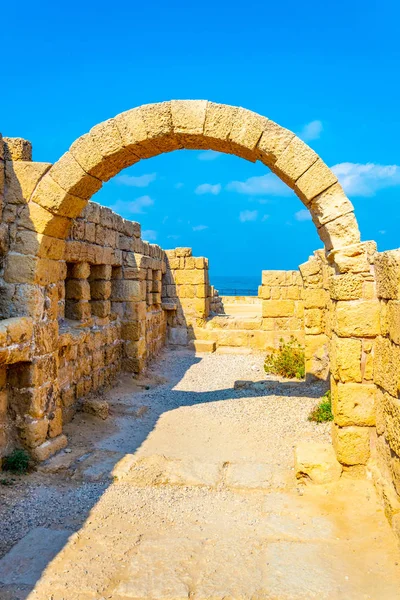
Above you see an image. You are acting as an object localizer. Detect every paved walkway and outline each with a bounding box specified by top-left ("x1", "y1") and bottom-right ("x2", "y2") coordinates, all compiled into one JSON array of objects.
[{"x1": 1, "y1": 349, "x2": 400, "y2": 599}]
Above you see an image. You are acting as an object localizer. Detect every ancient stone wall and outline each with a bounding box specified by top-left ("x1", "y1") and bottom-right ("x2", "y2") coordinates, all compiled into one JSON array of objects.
[
  {"x1": 258, "y1": 270, "x2": 304, "y2": 350},
  {"x1": 371, "y1": 250, "x2": 400, "y2": 537},
  {"x1": 299, "y1": 251, "x2": 331, "y2": 381},
  {"x1": 163, "y1": 248, "x2": 210, "y2": 346}
]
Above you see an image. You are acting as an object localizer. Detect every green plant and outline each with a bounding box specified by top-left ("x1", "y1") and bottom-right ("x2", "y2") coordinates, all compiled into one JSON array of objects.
[
  {"x1": 308, "y1": 390, "x2": 333, "y2": 423},
  {"x1": 2, "y1": 449, "x2": 30, "y2": 474},
  {"x1": 264, "y1": 337, "x2": 305, "y2": 380}
]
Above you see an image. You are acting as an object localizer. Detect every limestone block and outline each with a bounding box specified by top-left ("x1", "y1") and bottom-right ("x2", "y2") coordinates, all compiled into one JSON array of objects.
[
  {"x1": 308, "y1": 182, "x2": 354, "y2": 226},
  {"x1": 331, "y1": 380, "x2": 376, "y2": 427},
  {"x1": 19, "y1": 202, "x2": 72, "y2": 238},
  {"x1": 80, "y1": 397, "x2": 109, "y2": 420},
  {"x1": 170, "y1": 100, "x2": 208, "y2": 148},
  {"x1": 257, "y1": 119, "x2": 294, "y2": 167},
  {"x1": 30, "y1": 434, "x2": 68, "y2": 462},
  {"x1": 318, "y1": 212, "x2": 360, "y2": 252},
  {"x1": 90, "y1": 280, "x2": 111, "y2": 300},
  {"x1": 4, "y1": 252, "x2": 37, "y2": 284},
  {"x1": 375, "y1": 250, "x2": 400, "y2": 299},
  {"x1": 329, "y1": 274, "x2": 363, "y2": 301},
  {"x1": 295, "y1": 159, "x2": 338, "y2": 204},
  {"x1": 140, "y1": 101, "x2": 181, "y2": 153},
  {"x1": 334, "y1": 300, "x2": 380, "y2": 337},
  {"x1": 332, "y1": 424, "x2": 371, "y2": 465},
  {"x1": 175, "y1": 247, "x2": 192, "y2": 257},
  {"x1": 330, "y1": 336, "x2": 362, "y2": 383},
  {"x1": 304, "y1": 308, "x2": 324, "y2": 335},
  {"x1": 89, "y1": 118, "x2": 137, "y2": 178},
  {"x1": 203, "y1": 102, "x2": 238, "y2": 153},
  {"x1": 115, "y1": 107, "x2": 158, "y2": 160},
  {"x1": 229, "y1": 108, "x2": 267, "y2": 161},
  {"x1": 374, "y1": 336, "x2": 400, "y2": 397},
  {"x1": 329, "y1": 242, "x2": 374, "y2": 275},
  {"x1": 69, "y1": 133, "x2": 115, "y2": 181},
  {"x1": 5, "y1": 161, "x2": 52, "y2": 204},
  {"x1": 294, "y1": 441, "x2": 342, "y2": 484},
  {"x1": 272, "y1": 136, "x2": 318, "y2": 187},
  {"x1": 262, "y1": 270, "x2": 287, "y2": 286},
  {"x1": 89, "y1": 264, "x2": 112, "y2": 280},
  {"x1": 303, "y1": 289, "x2": 328, "y2": 308},
  {"x1": 65, "y1": 279, "x2": 90, "y2": 300},
  {"x1": 91, "y1": 300, "x2": 111, "y2": 318},
  {"x1": 48, "y1": 151, "x2": 102, "y2": 201},
  {"x1": 195, "y1": 257, "x2": 207, "y2": 269},
  {"x1": 3, "y1": 137, "x2": 32, "y2": 161},
  {"x1": 31, "y1": 175, "x2": 87, "y2": 219},
  {"x1": 7, "y1": 317, "x2": 33, "y2": 344},
  {"x1": 387, "y1": 301, "x2": 400, "y2": 345},
  {"x1": 174, "y1": 270, "x2": 205, "y2": 285},
  {"x1": 111, "y1": 280, "x2": 143, "y2": 301},
  {"x1": 380, "y1": 392, "x2": 400, "y2": 456},
  {"x1": 18, "y1": 417, "x2": 49, "y2": 449},
  {"x1": 190, "y1": 339, "x2": 216, "y2": 353},
  {"x1": 304, "y1": 334, "x2": 329, "y2": 380},
  {"x1": 262, "y1": 300, "x2": 295, "y2": 318},
  {"x1": 65, "y1": 300, "x2": 91, "y2": 320},
  {"x1": 48, "y1": 408, "x2": 63, "y2": 438}
]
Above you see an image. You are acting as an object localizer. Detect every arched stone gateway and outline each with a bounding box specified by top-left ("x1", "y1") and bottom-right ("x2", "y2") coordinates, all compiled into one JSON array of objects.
[
  {"x1": 3, "y1": 100, "x2": 399, "y2": 538},
  {"x1": 26, "y1": 100, "x2": 360, "y2": 252}
]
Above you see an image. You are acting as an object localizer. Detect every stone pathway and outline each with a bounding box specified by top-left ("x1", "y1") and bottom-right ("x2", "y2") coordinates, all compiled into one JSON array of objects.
[{"x1": 1, "y1": 349, "x2": 400, "y2": 599}]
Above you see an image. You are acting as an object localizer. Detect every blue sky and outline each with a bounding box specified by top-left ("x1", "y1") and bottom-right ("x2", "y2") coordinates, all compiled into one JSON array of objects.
[{"x1": 2, "y1": 0, "x2": 399, "y2": 277}]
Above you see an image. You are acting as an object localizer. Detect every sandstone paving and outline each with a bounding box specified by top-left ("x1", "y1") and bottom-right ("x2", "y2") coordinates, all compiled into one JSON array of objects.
[{"x1": 0, "y1": 349, "x2": 400, "y2": 598}]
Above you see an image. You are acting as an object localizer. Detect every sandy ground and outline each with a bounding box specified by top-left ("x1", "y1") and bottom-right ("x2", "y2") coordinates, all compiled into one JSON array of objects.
[{"x1": 0, "y1": 348, "x2": 399, "y2": 599}]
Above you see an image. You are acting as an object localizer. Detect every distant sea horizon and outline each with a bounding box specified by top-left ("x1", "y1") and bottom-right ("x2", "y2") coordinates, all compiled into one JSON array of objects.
[{"x1": 210, "y1": 275, "x2": 260, "y2": 296}]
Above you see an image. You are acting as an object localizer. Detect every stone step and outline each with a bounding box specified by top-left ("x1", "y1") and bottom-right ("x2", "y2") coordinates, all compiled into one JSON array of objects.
[{"x1": 188, "y1": 339, "x2": 216, "y2": 353}]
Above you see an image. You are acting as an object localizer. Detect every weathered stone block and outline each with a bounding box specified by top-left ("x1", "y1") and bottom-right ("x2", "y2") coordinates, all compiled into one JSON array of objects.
[
  {"x1": 329, "y1": 274, "x2": 363, "y2": 301},
  {"x1": 111, "y1": 280, "x2": 142, "y2": 301},
  {"x1": 318, "y1": 212, "x2": 360, "y2": 252},
  {"x1": 294, "y1": 441, "x2": 342, "y2": 484},
  {"x1": 334, "y1": 300, "x2": 380, "y2": 337},
  {"x1": 332, "y1": 424, "x2": 371, "y2": 465},
  {"x1": 262, "y1": 300, "x2": 295, "y2": 318},
  {"x1": 70, "y1": 262, "x2": 90, "y2": 279},
  {"x1": 171, "y1": 100, "x2": 208, "y2": 148},
  {"x1": 3, "y1": 137, "x2": 32, "y2": 161},
  {"x1": 308, "y1": 182, "x2": 354, "y2": 226},
  {"x1": 272, "y1": 136, "x2": 318, "y2": 187},
  {"x1": 30, "y1": 434, "x2": 68, "y2": 461},
  {"x1": 331, "y1": 380, "x2": 376, "y2": 427},
  {"x1": 375, "y1": 250, "x2": 400, "y2": 299},
  {"x1": 65, "y1": 279, "x2": 90, "y2": 300},
  {"x1": 374, "y1": 336, "x2": 400, "y2": 397},
  {"x1": 5, "y1": 161, "x2": 52, "y2": 204},
  {"x1": 295, "y1": 159, "x2": 337, "y2": 204},
  {"x1": 330, "y1": 335, "x2": 362, "y2": 383},
  {"x1": 257, "y1": 119, "x2": 294, "y2": 167},
  {"x1": 303, "y1": 288, "x2": 328, "y2": 308},
  {"x1": 48, "y1": 151, "x2": 102, "y2": 200},
  {"x1": 90, "y1": 280, "x2": 111, "y2": 300}
]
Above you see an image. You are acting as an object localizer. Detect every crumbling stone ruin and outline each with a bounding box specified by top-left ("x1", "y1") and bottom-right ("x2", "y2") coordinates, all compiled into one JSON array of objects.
[{"x1": 0, "y1": 100, "x2": 399, "y2": 540}]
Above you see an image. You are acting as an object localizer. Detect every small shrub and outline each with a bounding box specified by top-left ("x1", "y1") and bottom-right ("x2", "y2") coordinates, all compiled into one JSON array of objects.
[
  {"x1": 2, "y1": 449, "x2": 30, "y2": 474},
  {"x1": 264, "y1": 337, "x2": 305, "y2": 380},
  {"x1": 308, "y1": 390, "x2": 333, "y2": 423}
]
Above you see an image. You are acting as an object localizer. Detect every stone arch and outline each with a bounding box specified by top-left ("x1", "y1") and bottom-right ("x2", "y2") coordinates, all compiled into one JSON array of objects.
[
  {"x1": 25, "y1": 100, "x2": 360, "y2": 255},
  {"x1": 5, "y1": 100, "x2": 378, "y2": 471}
]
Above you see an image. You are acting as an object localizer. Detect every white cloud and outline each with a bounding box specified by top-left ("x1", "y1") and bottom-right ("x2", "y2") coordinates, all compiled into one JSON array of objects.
[
  {"x1": 261, "y1": 214, "x2": 270, "y2": 222},
  {"x1": 167, "y1": 234, "x2": 180, "y2": 240},
  {"x1": 331, "y1": 162, "x2": 400, "y2": 197},
  {"x1": 295, "y1": 209, "x2": 312, "y2": 222},
  {"x1": 142, "y1": 229, "x2": 157, "y2": 241},
  {"x1": 129, "y1": 195, "x2": 154, "y2": 214},
  {"x1": 195, "y1": 183, "x2": 221, "y2": 195},
  {"x1": 175, "y1": 182, "x2": 184, "y2": 189},
  {"x1": 239, "y1": 210, "x2": 258, "y2": 223},
  {"x1": 193, "y1": 225, "x2": 208, "y2": 231},
  {"x1": 379, "y1": 230, "x2": 386, "y2": 235},
  {"x1": 116, "y1": 173, "x2": 156, "y2": 187},
  {"x1": 298, "y1": 120, "x2": 323, "y2": 142},
  {"x1": 226, "y1": 173, "x2": 292, "y2": 196},
  {"x1": 198, "y1": 150, "x2": 221, "y2": 161}
]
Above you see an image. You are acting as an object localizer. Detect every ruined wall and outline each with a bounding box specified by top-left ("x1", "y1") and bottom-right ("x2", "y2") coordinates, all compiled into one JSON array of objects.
[
  {"x1": 163, "y1": 247, "x2": 210, "y2": 345},
  {"x1": 371, "y1": 250, "x2": 400, "y2": 537},
  {"x1": 299, "y1": 251, "x2": 331, "y2": 381},
  {"x1": 258, "y1": 270, "x2": 304, "y2": 350}
]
